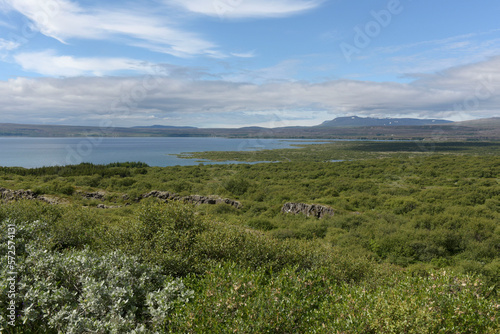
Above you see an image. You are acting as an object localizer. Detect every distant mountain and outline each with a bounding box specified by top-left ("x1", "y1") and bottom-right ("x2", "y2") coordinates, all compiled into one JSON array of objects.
[
  {"x1": 318, "y1": 116, "x2": 453, "y2": 127},
  {"x1": 0, "y1": 117, "x2": 498, "y2": 140},
  {"x1": 132, "y1": 125, "x2": 198, "y2": 129}
]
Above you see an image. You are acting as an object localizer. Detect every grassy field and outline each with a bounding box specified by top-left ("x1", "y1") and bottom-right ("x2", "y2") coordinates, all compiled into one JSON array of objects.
[{"x1": 1, "y1": 141, "x2": 499, "y2": 333}]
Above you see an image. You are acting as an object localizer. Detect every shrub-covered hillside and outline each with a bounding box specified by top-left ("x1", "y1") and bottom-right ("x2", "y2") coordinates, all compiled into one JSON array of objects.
[{"x1": 0, "y1": 141, "x2": 499, "y2": 333}]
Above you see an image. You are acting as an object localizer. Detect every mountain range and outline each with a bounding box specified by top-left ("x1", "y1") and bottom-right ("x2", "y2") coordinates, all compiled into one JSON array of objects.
[{"x1": 0, "y1": 116, "x2": 498, "y2": 140}]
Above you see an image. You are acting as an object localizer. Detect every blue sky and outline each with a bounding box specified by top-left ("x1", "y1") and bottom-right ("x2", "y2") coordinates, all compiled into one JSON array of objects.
[{"x1": 0, "y1": 0, "x2": 499, "y2": 127}]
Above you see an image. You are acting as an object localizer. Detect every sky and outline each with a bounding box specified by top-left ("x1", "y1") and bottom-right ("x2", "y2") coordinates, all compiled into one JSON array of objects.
[{"x1": 0, "y1": 0, "x2": 499, "y2": 128}]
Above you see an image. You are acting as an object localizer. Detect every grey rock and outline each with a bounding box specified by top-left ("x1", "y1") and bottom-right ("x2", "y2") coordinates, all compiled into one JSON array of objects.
[
  {"x1": 0, "y1": 187, "x2": 38, "y2": 201},
  {"x1": 281, "y1": 202, "x2": 334, "y2": 219},
  {"x1": 142, "y1": 191, "x2": 180, "y2": 201},
  {"x1": 96, "y1": 204, "x2": 121, "y2": 209},
  {"x1": 79, "y1": 191, "x2": 106, "y2": 201},
  {"x1": 0, "y1": 187, "x2": 65, "y2": 205},
  {"x1": 143, "y1": 190, "x2": 241, "y2": 209}
]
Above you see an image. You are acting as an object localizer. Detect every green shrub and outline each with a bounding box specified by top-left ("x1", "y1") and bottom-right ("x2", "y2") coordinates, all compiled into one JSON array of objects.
[
  {"x1": 271, "y1": 228, "x2": 299, "y2": 239},
  {"x1": 168, "y1": 266, "x2": 499, "y2": 334},
  {"x1": 171, "y1": 180, "x2": 192, "y2": 193},
  {"x1": 386, "y1": 197, "x2": 419, "y2": 215},
  {"x1": 298, "y1": 220, "x2": 328, "y2": 239},
  {"x1": 206, "y1": 203, "x2": 239, "y2": 215},
  {"x1": 325, "y1": 227, "x2": 347, "y2": 245},
  {"x1": 168, "y1": 263, "x2": 333, "y2": 333},
  {"x1": 77, "y1": 174, "x2": 102, "y2": 187},
  {"x1": 49, "y1": 205, "x2": 103, "y2": 250},
  {"x1": 247, "y1": 218, "x2": 275, "y2": 231},
  {"x1": 49, "y1": 180, "x2": 75, "y2": 195},
  {"x1": 0, "y1": 200, "x2": 62, "y2": 227},
  {"x1": 223, "y1": 178, "x2": 250, "y2": 196},
  {"x1": 133, "y1": 200, "x2": 205, "y2": 275},
  {"x1": 118, "y1": 177, "x2": 137, "y2": 188}
]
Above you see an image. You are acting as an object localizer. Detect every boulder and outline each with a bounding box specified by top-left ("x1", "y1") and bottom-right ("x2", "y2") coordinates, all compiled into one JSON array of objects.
[
  {"x1": 38, "y1": 195, "x2": 66, "y2": 205},
  {"x1": 281, "y1": 202, "x2": 334, "y2": 219},
  {"x1": 78, "y1": 191, "x2": 106, "y2": 201},
  {"x1": 215, "y1": 198, "x2": 242, "y2": 209},
  {"x1": 96, "y1": 204, "x2": 121, "y2": 209}
]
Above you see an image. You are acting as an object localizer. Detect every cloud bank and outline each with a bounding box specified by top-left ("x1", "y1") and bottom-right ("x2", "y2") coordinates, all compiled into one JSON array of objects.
[{"x1": 1, "y1": 57, "x2": 498, "y2": 127}]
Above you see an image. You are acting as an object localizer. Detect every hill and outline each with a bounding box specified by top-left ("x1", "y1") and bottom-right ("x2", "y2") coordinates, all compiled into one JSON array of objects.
[{"x1": 449, "y1": 117, "x2": 500, "y2": 128}]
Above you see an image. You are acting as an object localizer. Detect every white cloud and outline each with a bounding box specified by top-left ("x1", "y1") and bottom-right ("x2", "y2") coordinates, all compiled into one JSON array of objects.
[
  {"x1": 0, "y1": 57, "x2": 499, "y2": 127},
  {"x1": 1, "y1": 0, "x2": 219, "y2": 57},
  {"x1": 166, "y1": 0, "x2": 323, "y2": 19},
  {"x1": 412, "y1": 56, "x2": 500, "y2": 96},
  {"x1": 224, "y1": 59, "x2": 302, "y2": 83},
  {"x1": 0, "y1": 19, "x2": 15, "y2": 29},
  {"x1": 231, "y1": 51, "x2": 257, "y2": 58},
  {"x1": 13, "y1": 50, "x2": 154, "y2": 76},
  {"x1": 0, "y1": 38, "x2": 20, "y2": 51},
  {"x1": 371, "y1": 30, "x2": 500, "y2": 77}
]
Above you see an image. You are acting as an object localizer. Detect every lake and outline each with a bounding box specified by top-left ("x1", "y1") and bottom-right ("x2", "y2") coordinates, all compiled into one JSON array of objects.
[{"x1": 0, "y1": 137, "x2": 330, "y2": 168}]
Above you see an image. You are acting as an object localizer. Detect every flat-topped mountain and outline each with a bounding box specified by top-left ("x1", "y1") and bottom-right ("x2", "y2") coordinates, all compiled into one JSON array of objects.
[
  {"x1": 132, "y1": 125, "x2": 198, "y2": 129},
  {"x1": 318, "y1": 116, "x2": 452, "y2": 127}
]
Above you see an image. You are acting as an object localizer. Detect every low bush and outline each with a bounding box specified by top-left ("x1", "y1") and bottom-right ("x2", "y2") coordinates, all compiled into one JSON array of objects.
[
  {"x1": 223, "y1": 178, "x2": 250, "y2": 196},
  {"x1": 168, "y1": 265, "x2": 499, "y2": 333},
  {"x1": 247, "y1": 218, "x2": 275, "y2": 231},
  {"x1": 131, "y1": 200, "x2": 206, "y2": 276}
]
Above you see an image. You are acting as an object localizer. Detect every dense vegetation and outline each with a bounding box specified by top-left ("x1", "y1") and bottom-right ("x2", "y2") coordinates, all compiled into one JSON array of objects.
[{"x1": 1, "y1": 141, "x2": 499, "y2": 333}]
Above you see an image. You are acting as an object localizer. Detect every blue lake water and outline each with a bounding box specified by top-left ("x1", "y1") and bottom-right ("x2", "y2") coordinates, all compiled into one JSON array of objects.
[{"x1": 0, "y1": 137, "x2": 330, "y2": 168}]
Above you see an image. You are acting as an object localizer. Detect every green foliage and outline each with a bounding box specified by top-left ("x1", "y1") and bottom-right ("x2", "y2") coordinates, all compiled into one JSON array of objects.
[
  {"x1": 179, "y1": 140, "x2": 500, "y2": 163},
  {"x1": 386, "y1": 196, "x2": 419, "y2": 214},
  {"x1": 223, "y1": 177, "x2": 250, "y2": 196},
  {"x1": 48, "y1": 180, "x2": 75, "y2": 195},
  {"x1": 0, "y1": 200, "x2": 61, "y2": 227},
  {"x1": 146, "y1": 280, "x2": 194, "y2": 329},
  {"x1": 49, "y1": 205, "x2": 104, "y2": 250},
  {"x1": 0, "y1": 142, "x2": 499, "y2": 332},
  {"x1": 0, "y1": 162, "x2": 148, "y2": 177},
  {"x1": 133, "y1": 200, "x2": 206, "y2": 275},
  {"x1": 168, "y1": 265, "x2": 498, "y2": 333},
  {"x1": 247, "y1": 218, "x2": 275, "y2": 231}
]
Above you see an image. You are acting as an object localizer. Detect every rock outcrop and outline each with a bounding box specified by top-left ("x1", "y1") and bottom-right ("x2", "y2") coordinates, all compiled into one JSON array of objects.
[
  {"x1": 0, "y1": 188, "x2": 38, "y2": 201},
  {"x1": 142, "y1": 191, "x2": 179, "y2": 201},
  {"x1": 0, "y1": 187, "x2": 67, "y2": 204},
  {"x1": 281, "y1": 202, "x2": 334, "y2": 219},
  {"x1": 0, "y1": 186, "x2": 242, "y2": 210},
  {"x1": 0, "y1": 187, "x2": 66, "y2": 204},
  {"x1": 143, "y1": 191, "x2": 242, "y2": 209}
]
